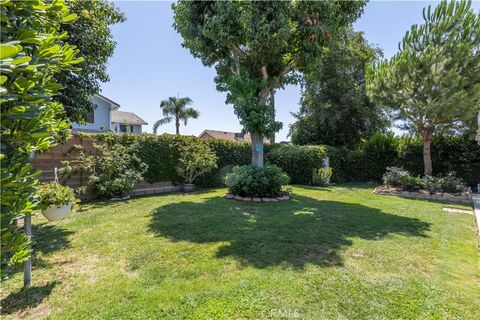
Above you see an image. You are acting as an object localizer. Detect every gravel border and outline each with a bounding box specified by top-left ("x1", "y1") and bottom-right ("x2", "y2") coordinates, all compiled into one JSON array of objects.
[{"x1": 374, "y1": 187, "x2": 473, "y2": 205}]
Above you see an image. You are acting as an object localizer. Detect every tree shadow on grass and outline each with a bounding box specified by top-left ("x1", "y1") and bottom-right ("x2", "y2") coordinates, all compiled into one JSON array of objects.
[
  {"x1": 149, "y1": 195, "x2": 430, "y2": 269},
  {"x1": 0, "y1": 282, "x2": 56, "y2": 316}
]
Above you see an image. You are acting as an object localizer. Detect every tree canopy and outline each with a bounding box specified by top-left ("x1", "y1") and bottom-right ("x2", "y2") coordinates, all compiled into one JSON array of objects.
[
  {"x1": 173, "y1": 0, "x2": 365, "y2": 166},
  {"x1": 56, "y1": 0, "x2": 125, "y2": 123},
  {"x1": 290, "y1": 29, "x2": 388, "y2": 147},
  {"x1": 366, "y1": 0, "x2": 480, "y2": 175}
]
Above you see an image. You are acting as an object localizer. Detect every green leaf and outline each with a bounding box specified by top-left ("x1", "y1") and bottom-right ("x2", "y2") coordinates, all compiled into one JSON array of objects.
[
  {"x1": 0, "y1": 45, "x2": 19, "y2": 60},
  {"x1": 11, "y1": 56, "x2": 31, "y2": 65},
  {"x1": 62, "y1": 13, "x2": 77, "y2": 23}
]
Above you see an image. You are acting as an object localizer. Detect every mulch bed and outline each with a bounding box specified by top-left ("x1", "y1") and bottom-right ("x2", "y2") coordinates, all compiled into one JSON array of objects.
[
  {"x1": 374, "y1": 186, "x2": 473, "y2": 205},
  {"x1": 224, "y1": 192, "x2": 292, "y2": 202}
]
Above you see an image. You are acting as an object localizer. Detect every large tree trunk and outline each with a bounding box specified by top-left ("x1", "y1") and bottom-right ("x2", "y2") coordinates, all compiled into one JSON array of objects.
[
  {"x1": 251, "y1": 130, "x2": 264, "y2": 167},
  {"x1": 175, "y1": 120, "x2": 180, "y2": 135},
  {"x1": 270, "y1": 91, "x2": 275, "y2": 144},
  {"x1": 421, "y1": 130, "x2": 434, "y2": 176}
]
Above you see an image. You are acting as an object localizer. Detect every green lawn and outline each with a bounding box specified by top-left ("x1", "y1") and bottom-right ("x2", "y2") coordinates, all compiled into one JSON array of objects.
[{"x1": 2, "y1": 184, "x2": 479, "y2": 319}]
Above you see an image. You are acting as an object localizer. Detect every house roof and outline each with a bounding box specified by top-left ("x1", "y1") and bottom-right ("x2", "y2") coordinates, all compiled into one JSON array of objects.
[
  {"x1": 94, "y1": 93, "x2": 121, "y2": 109},
  {"x1": 111, "y1": 111, "x2": 148, "y2": 125},
  {"x1": 199, "y1": 129, "x2": 270, "y2": 143},
  {"x1": 199, "y1": 130, "x2": 251, "y2": 142}
]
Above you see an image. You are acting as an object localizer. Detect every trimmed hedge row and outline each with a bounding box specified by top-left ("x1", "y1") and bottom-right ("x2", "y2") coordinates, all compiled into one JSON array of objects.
[
  {"x1": 266, "y1": 144, "x2": 327, "y2": 184},
  {"x1": 327, "y1": 133, "x2": 480, "y2": 187},
  {"x1": 100, "y1": 132, "x2": 479, "y2": 188}
]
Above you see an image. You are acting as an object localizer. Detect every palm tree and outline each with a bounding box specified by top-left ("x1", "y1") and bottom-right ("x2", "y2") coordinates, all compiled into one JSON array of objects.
[{"x1": 153, "y1": 96, "x2": 200, "y2": 135}]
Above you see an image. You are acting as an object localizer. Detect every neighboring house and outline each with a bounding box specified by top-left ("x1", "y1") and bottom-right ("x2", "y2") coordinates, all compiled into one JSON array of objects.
[
  {"x1": 199, "y1": 129, "x2": 270, "y2": 143},
  {"x1": 71, "y1": 94, "x2": 147, "y2": 134},
  {"x1": 111, "y1": 111, "x2": 148, "y2": 134}
]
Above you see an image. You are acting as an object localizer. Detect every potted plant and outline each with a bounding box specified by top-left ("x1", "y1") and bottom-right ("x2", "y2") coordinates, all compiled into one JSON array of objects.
[
  {"x1": 37, "y1": 182, "x2": 77, "y2": 221},
  {"x1": 176, "y1": 138, "x2": 217, "y2": 192}
]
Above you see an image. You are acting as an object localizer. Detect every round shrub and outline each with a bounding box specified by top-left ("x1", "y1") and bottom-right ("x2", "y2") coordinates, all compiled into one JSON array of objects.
[
  {"x1": 225, "y1": 165, "x2": 290, "y2": 197},
  {"x1": 439, "y1": 172, "x2": 465, "y2": 194},
  {"x1": 382, "y1": 167, "x2": 409, "y2": 187}
]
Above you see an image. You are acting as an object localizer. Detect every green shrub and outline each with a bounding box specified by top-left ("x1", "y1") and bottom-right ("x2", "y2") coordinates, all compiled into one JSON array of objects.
[
  {"x1": 225, "y1": 165, "x2": 290, "y2": 197},
  {"x1": 382, "y1": 167, "x2": 410, "y2": 187},
  {"x1": 421, "y1": 176, "x2": 442, "y2": 195},
  {"x1": 37, "y1": 182, "x2": 78, "y2": 209},
  {"x1": 267, "y1": 145, "x2": 327, "y2": 184},
  {"x1": 312, "y1": 167, "x2": 333, "y2": 186},
  {"x1": 90, "y1": 144, "x2": 147, "y2": 197},
  {"x1": 439, "y1": 172, "x2": 465, "y2": 194},
  {"x1": 60, "y1": 140, "x2": 147, "y2": 198},
  {"x1": 176, "y1": 138, "x2": 218, "y2": 184},
  {"x1": 399, "y1": 175, "x2": 422, "y2": 191}
]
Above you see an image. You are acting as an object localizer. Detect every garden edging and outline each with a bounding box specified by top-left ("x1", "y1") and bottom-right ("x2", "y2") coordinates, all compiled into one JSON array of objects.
[{"x1": 374, "y1": 187, "x2": 473, "y2": 205}]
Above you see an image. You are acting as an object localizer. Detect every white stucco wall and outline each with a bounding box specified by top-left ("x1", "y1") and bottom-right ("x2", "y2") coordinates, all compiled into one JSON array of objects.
[
  {"x1": 111, "y1": 123, "x2": 143, "y2": 134},
  {"x1": 71, "y1": 95, "x2": 111, "y2": 132}
]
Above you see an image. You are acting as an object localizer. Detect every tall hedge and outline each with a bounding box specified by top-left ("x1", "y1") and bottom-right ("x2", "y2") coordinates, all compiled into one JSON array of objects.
[
  {"x1": 99, "y1": 132, "x2": 479, "y2": 189},
  {"x1": 266, "y1": 145, "x2": 328, "y2": 184},
  {"x1": 327, "y1": 133, "x2": 480, "y2": 188},
  {"x1": 196, "y1": 140, "x2": 251, "y2": 187}
]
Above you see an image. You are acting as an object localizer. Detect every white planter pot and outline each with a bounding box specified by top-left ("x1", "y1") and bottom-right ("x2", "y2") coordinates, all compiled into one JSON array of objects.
[
  {"x1": 41, "y1": 203, "x2": 72, "y2": 221},
  {"x1": 183, "y1": 183, "x2": 195, "y2": 193}
]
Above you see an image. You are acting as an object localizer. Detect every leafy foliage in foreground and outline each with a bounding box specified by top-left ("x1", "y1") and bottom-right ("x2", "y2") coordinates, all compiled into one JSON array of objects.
[{"x1": 0, "y1": 0, "x2": 82, "y2": 268}]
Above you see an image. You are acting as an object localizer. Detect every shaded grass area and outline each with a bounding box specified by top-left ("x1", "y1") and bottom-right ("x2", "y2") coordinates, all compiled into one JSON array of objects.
[{"x1": 1, "y1": 184, "x2": 478, "y2": 319}]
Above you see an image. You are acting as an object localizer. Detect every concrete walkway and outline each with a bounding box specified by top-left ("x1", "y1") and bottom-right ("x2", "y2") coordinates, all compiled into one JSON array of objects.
[{"x1": 473, "y1": 194, "x2": 480, "y2": 243}]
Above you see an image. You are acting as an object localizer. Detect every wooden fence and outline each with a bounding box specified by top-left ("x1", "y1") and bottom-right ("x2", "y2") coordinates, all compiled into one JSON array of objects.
[{"x1": 32, "y1": 133, "x2": 180, "y2": 200}]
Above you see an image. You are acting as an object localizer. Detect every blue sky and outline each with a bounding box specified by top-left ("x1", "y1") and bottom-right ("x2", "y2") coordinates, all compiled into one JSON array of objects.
[{"x1": 101, "y1": 1, "x2": 480, "y2": 141}]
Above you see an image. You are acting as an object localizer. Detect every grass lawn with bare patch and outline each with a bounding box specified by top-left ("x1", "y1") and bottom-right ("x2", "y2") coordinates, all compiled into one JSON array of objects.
[{"x1": 1, "y1": 184, "x2": 479, "y2": 319}]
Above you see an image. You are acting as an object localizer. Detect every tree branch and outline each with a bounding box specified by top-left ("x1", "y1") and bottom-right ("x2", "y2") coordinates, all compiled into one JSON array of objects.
[
  {"x1": 232, "y1": 45, "x2": 246, "y2": 59},
  {"x1": 261, "y1": 66, "x2": 268, "y2": 80}
]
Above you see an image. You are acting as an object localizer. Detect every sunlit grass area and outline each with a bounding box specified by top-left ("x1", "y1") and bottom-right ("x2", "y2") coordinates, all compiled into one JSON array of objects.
[{"x1": 2, "y1": 184, "x2": 479, "y2": 319}]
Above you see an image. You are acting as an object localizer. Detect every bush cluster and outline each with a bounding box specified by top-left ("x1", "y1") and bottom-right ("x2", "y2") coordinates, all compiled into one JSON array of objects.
[
  {"x1": 225, "y1": 165, "x2": 290, "y2": 197},
  {"x1": 382, "y1": 167, "x2": 467, "y2": 195}
]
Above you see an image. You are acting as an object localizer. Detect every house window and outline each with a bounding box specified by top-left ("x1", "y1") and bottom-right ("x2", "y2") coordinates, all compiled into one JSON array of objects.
[
  {"x1": 86, "y1": 109, "x2": 95, "y2": 124},
  {"x1": 120, "y1": 124, "x2": 128, "y2": 133},
  {"x1": 130, "y1": 125, "x2": 134, "y2": 133}
]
